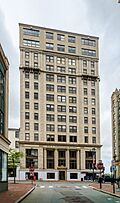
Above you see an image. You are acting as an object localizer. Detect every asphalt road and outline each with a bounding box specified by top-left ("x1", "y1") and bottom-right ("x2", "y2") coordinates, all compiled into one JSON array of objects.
[{"x1": 21, "y1": 182, "x2": 120, "y2": 203}]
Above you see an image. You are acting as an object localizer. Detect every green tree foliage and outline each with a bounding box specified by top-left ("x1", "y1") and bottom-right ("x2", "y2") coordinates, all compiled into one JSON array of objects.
[{"x1": 8, "y1": 148, "x2": 23, "y2": 183}]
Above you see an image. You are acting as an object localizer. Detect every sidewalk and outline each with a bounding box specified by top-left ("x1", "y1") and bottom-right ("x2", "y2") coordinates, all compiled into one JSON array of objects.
[
  {"x1": 90, "y1": 182, "x2": 120, "y2": 197},
  {"x1": 0, "y1": 183, "x2": 34, "y2": 203}
]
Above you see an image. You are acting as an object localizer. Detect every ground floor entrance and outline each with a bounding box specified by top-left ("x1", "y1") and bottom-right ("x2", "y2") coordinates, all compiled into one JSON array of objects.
[{"x1": 59, "y1": 171, "x2": 66, "y2": 180}]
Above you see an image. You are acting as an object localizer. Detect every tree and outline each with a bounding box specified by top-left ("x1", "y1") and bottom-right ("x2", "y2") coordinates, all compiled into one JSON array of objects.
[{"x1": 8, "y1": 148, "x2": 23, "y2": 183}]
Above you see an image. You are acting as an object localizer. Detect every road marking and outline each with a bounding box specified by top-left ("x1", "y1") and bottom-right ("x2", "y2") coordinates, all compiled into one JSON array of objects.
[
  {"x1": 40, "y1": 185, "x2": 45, "y2": 188},
  {"x1": 115, "y1": 201, "x2": 120, "y2": 203},
  {"x1": 107, "y1": 198, "x2": 112, "y2": 201},
  {"x1": 82, "y1": 186, "x2": 88, "y2": 188},
  {"x1": 49, "y1": 186, "x2": 53, "y2": 188}
]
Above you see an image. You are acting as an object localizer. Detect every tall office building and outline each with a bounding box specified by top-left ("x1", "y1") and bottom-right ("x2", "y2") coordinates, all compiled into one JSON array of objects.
[
  {"x1": 111, "y1": 88, "x2": 120, "y2": 176},
  {"x1": 0, "y1": 44, "x2": 10, "y2": 191},
  {"x1": 19, "y1": 23, "x2": 101, "y2": 180}
]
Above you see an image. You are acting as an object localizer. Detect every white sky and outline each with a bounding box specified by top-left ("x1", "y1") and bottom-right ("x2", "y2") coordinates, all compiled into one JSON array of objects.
[{"x1": 0, "y1": 0, "x2": 120, "y2": 173}]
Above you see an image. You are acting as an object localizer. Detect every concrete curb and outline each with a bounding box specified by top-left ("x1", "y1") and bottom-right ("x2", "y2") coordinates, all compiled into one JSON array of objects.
[
  {"x1": 14, "y1": 187, "x2": 35, "y2": 203},
  {"x1": 93, "y1": 187, "x2": 120, "y2": 198}
]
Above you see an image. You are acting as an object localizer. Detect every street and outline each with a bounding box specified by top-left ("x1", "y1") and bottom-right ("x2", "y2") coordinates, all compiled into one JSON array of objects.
[{"x1": 21, "y1": 182, "x2": 120, "y2": 203}]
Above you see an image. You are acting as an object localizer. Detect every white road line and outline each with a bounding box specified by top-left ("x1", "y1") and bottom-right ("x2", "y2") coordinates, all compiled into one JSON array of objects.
[
  {"x1": 49, "y1": 186, "x2": 53, "y2": 188},
  {"x1": 82, "y1": 186, "x2": 88, "y2": 188},
  {"x1": 40, "y1": 185, "x2": 45, "y2": 188},
  {"x1": 115, "y1": 201, "x2": 120, "y2": 203},
  {"x1": 75, "y1": 186, "x2": 81, "y2": 189},
  {"x1": 107, "y1": 198, "x2": 112, "y2": 201}
]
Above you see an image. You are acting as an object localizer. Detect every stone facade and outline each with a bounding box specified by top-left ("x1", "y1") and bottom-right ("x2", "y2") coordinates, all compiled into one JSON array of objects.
[{"x1": 19, "y1": 23, "x2": 101, "y2": 181}]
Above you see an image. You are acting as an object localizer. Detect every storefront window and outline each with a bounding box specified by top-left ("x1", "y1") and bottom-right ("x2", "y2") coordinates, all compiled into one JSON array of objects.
[{"x1": 0, "y1": 150, "x2": 7, "y2": 182}]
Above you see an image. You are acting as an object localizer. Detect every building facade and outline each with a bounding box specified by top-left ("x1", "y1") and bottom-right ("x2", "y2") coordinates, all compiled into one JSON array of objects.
[
  {"x1": 19, "y1": 23, "x2": 101, "y2": 181},
  {"x1": 0, "y1": 44, "x2": 10, "y2": 191},
  {"x1": 111, "y1": 88, "x2": 120, "y2": 176},
  {"x1": 8, "y1": 128, "x2": 20, "y2": 180}
]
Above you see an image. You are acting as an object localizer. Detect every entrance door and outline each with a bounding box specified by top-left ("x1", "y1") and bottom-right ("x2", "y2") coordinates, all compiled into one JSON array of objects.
[{"x1": 59, "y1": 171, "x2": 65, "y2": 180}]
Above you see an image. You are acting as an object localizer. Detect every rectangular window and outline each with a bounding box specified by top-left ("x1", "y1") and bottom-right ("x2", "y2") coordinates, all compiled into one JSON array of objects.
[
  {"x1": 84, "y1": 88, "x2": 87, "y2": 95},
  {"x1": 69, "y1": 77, "x2": 76, "y2": 84},
  {"x1": 70, "y1": 173, "x2": 78, "y2": 179},
  {"x1": 57, "y1": 44, "x2": 65, "y2": 52},
  {"x1": 26, "y1": 149, "x2": 38, "y2": 168},
  {"x1": 68, "y1": 46, "x2": 76, "y2": 53},
  {"x1": 15, "y1": 141, "x2": 19, "y2": 148},
  {"x1": 46, "y1": 114, "x2": 55, "y2": 121},
  {"x1": 57, "y1": 105, "x2": 66, "y2": 112},
  {"x1": 68, "y1": 58, "x2": 76, "y2": 66},
  {"x1": 84, "y1": 107, "x2": 88, "y2": 114},
  {"x1": 34, "y1": 53, "x2": 38, "y2": 60},
  {"x1": 25, "y1": 112, "x2": 30, "y2": 120},
  {"x1": 84, "y1": 97, "x2": 88, "y2": 105},
  {"x1": 69, "y1": 116, "x2": 77, "y2": 123},
  {"x1": 34, "y1": 62, "x2": 38, "y2": 68},
  {"x1": 25, "y1": 61, "x2": 29, "y2": 67},
  {"x1": 25, "y1": 133, "x2": 30, "y2": 140},
  {"x1": 58, "y1": 125, "x2": 66, "y2": 132},
  {"x1": 57, "y1": 57, "x2": 65, "y2": 64},
  {"x1": 25, "y1": 122, "x2": 30, "y2": 130},
  {"x1": 47, "y1": 173, "x2": 55, "y2": 179},
  {"x1": 46, "y1": 43, "x2": 54, "y2": 50},
  {"x1": 69, "y1": 87, "x2": 76, "y2": 94},
  {"x1": 46, "y1": 84, "x2": 54, "y2": 91},
  {"x1": 83, "y1": 69, "x2": 87, "y2": 74},
  {"x1": 91, "y1": 80, "x2": 95, "y2": 87},
  {"x1": 83, "y1": 60, "x2": 87, "y2": 67},
  {"x1": 46, "y1": 32, "x2": 53, "y2": 39},
  {"x1": 57, "y1": 66, "x2": 65, "y2": 73},
  {"x1": 47, "y1": 150, "x2": 54, "y2": 169},
  {"x1": 92, "y1": 108, "x2": 96, "y2": 115},
  {"x1": 25, "y1": 52, "x2": 29, "y2": 59},
  {"x1": 81, "y1": 38, "x2": 96, "y2": 46},
  {"x1": 84, "y1": 136, "x2": 88, "y2": 143},
  {"x1": 23, "y1": 28, "x2": 39, "y2": 37},
  {"x1": 91, "y1": 70, "x2": 95, "y2": 75},
  {"x1": 34, "y1": 133, "x2": 39, "y2": 141},
  {"x1": 34, "y1": 82, "x2": 38, "y2": 90},
  {"x1": 23, "y1": 39, "x2": 39, "y2": 47},
  {"x1": 46, "y1": 94, "x2": 54, "y2": 101},
  {"x1": 47, "y1": 134, "x2": 55, "y2": 141},
  {"x1": 46, "y1": 74, "x2": 54, "y2": 82},
  {"x1": 15, "y1": 131, "x2": 19, "y2": 138},
  {"x1": 92, "y1": 137, "x2": 96, "y2": 143},
  {"x1": 92, "y1": 127, "x2": 96, "y2": 134},
  {"x1": 34, "y1": 123, "x2": 39, "y2": 131},
  {"x1": 34, "y1": 113, "x2": 38, "y2": 120},
  {"x1": 25, "y1": 92, "x2": 29, "y2": 99},
  {"x1": 69, "y1": 151, "x2": 77, "y2": 169},
  {"x1": 58, "y1": 150, "x2": 66, "y2": 167},
  {"x1": 69, "y1": 126, "x2": 77, "y2": 133},
  {"x1": 57, "y1": 34, "x2": 65, "y2": 41},
  {"x1": 46, "y1": 124, "x2": 55, "y2": 131},
  {"x1": 34, "y1": 92, "x2": 38, "y2": 100},
  {"x1": 82, "y1": 49, "x2": 96, "y2": 57},
  {"x1": 25, "y1": 102, "x2": 29, "y2": 109},
  {"x1": 57, "y1": 95, "x2": 66, "y2": 103},
  {"x1": 91, "y1": 98, "x2": 96, "y2": 105},
  {"x1": 91, "y1": 61, "x2": 95, "y2": 68},
  {"x1": 25, "y1": 71, "x2": 29, "y2": 79},
  {"x1": 69, "y1": 106, "x2": 77, "y2": 113},
  {"x1": 46, "y1": 65, "x2": 54, "y2": 72},
  {"x1": 68, "y1": 36, "x2": 76, "y2": 43},
  {"x1": 46, "y1": 104, "x2": 54, "y2": 111},
  {"x1": 57, "y1": 76, "x2": 66, "y2": 83},
  {"x1": 92, "y1": 117, "x2": 96, "y2": 124},
  {"x1": 83, "y1": 79, "x2": 87, "y2": 86},
  {"x1": 34, "y1": 103, "x2": 39, "y2": 110},
  {"x1": 25, "y1": 81, "x2": 29, "y2": 89},
  {"x1": 69, "y1": 96, "x2": 76, "y2": 104},
  {"x1": 46, "y1": 55, "x2": 54, "y2": 63},
  {"x1": 58, "y1": 135, "x2": 66, "y2": 142},
  {"x1": 57, "y1": 86, "x2": 66, "y2": 93},
  {"x1": 84, "y1": 126, "x2": 88, "y2": 133},
  {"x1": 57, "y1": 115, "x2": 66, "y2": 122},
  {"x1": 68, "y1": 68, "x2": 76, "y2": 74},
  {"x1": 34, "y1": 72, "x2": 38, "y2": 80},
  {"x1": 91, "y1": 89, "x2": 95, "y2": 96},
  {"x1": 84, "y1": 117, "x2": 88, "y2": 124}
]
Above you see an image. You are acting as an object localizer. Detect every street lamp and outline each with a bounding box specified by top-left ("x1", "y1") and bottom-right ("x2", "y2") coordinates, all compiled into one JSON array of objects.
[{"x1": 92, "y1": 148, "x2": 96, "y2": 182}]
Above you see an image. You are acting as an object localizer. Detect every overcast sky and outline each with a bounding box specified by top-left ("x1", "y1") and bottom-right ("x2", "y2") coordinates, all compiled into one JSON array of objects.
[{"x1": 0, "y1": 0, "x2": 120, "y2": 173}]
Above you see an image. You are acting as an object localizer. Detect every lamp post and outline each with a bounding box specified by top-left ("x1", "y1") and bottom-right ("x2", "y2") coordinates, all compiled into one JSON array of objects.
[{"x1": 92, "y1": 148, "x2": 96, "y2": 182}]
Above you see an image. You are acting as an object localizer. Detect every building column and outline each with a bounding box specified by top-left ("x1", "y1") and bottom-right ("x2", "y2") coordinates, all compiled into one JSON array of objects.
[
  {"x1": 66, "y1": 150, "x2": 69, "y2": 169},
  {"x1": 77, "y1": 150, "x2": 80, "y2": 170},
  {"x1": 55, "y1": 149, "x2": 58, "y2": 169},
  {"x1": 81, "y1": 148, "x2": 85, "y2": 170},
  {"x1": 43, "y1": 148, "x2": 47, "y2": 169},
  {"x1": 38, "y1": 147, "x2": 43, "y2": 169}
]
